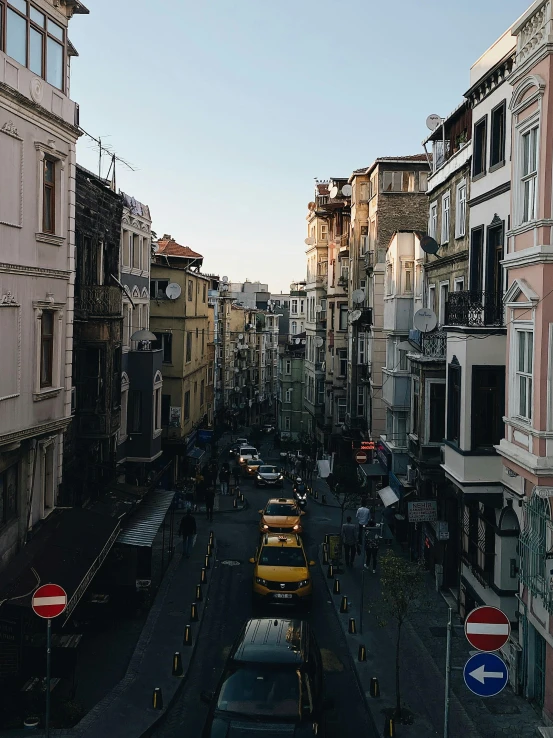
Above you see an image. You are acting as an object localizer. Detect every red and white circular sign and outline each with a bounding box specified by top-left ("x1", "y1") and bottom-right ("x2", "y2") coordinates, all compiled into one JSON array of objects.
[
  {"x1": 32, "y1": 583, "x2": 67, "y2": 619},
  {"x1": 465, "y1": 606, "x2": 510, "y2": 652},
  {"x1": 354, "y1": 450, "x2": 368, "y2": 464}
]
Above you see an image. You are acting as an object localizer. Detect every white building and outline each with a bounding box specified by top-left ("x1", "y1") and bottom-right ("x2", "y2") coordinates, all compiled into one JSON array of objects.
[{"x1": 0, "y1": 0, "x2": 88, "y2": 568}]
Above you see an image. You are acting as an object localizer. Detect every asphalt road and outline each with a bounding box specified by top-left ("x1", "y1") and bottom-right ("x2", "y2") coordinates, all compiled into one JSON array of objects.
[{"x1": 152, "y1": 444, "x2": 376, "y2": 737}]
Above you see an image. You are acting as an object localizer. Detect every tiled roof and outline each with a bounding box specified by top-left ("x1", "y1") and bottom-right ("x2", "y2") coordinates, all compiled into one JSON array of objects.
[
  {"x1": 376, "y1": 154, "x2": 428, "y2": 162},
  {"x1": 353, "y1": 167, "x2": 369, "y2": 174},
  {"x1": 156, "y1": 239, "x2": 203, "y2": 259}
]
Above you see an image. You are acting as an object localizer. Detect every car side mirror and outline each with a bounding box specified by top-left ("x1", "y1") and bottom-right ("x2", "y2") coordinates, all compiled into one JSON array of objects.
[
  {"x1": 309, "y1": 560, "x2": 316, "y2": 567},
  {"x1": 200, "y1": 690, "x2": 214, "y2": 704},
  {"x1": 249, "y1": 557, "x2": 255, "y2": 564}
]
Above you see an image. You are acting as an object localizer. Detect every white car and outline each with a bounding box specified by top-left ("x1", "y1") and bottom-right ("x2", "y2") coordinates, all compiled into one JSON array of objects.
[
  {"x1": 229, "y1": 438, "x2": 249, "y2": 457},
  {"x1": 256, "y1": 465, "x2": 284, "y2": 488},
  {"x1": 237, "y1": 446, "x2": 259, "y2": 466}
]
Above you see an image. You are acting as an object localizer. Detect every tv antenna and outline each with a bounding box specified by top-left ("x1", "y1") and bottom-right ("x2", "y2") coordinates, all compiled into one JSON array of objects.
[{"x1": 80, "y1": 128, "x2": 136, "y2": 182}]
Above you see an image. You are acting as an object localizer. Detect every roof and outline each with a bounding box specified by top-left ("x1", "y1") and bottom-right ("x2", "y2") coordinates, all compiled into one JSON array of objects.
[
  {"x1": 365, "y1": 154, "x2": 429, "y2": 177},
  {"x1": 263, "y1": 532, "x2": 302, "y2": 548},
  {"x1": 156, "y1": 239, "x2": 203, "y2": 260},
  {"x1": 117, "y1": 490, "x2": 175, "y2": 547},
  {"x1": 232, "y1": 618, "x2": 306, "y2": 665}
]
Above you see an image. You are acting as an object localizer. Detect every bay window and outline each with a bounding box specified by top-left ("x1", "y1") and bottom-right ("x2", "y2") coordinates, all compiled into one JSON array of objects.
[
  {"x1": 521, "y1": 126, "x2": 538, "y2": 223},
  {"x1": 516, "y1": 329, "x2": 533, "y2": 421}
]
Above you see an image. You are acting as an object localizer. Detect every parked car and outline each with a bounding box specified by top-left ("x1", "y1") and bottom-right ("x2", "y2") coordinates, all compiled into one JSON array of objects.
[
  {"x1": 243, "y1": 458, "x2": 265, "y2": 477},
  {"x1": 263, "y1": 423, "x2": 275, "y2": 434},
  {"x1": 259, "y1": 498, "x2": 304, "y2": 534},
  {"x1": 250, "y1": 534, "x2": 314, "y2": 609},
  {"x1": 256, "y1": 465, "x2": 284, "y2": 488},
  {"x1": 237, "y1": 446, "x2": 259, "y2": 467},
  {"x1": 201, "y1": 617, "x2": 329, "y2": 736}
]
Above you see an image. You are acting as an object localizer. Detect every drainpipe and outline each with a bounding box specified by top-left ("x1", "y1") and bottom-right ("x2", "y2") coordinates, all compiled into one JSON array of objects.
[{"x1": 24, "y1": 440, "x2": 39, "y2": 544}]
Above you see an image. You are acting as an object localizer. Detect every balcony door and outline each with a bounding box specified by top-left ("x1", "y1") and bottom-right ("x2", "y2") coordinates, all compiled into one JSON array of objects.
[{"x1": 485, "y1": 219, "x2": 504, "y2": 323}]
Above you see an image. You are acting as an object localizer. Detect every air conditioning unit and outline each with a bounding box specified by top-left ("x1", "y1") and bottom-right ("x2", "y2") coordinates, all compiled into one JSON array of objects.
[{"x1": 406, "y1": 465, "x2": 417, "y2": 485}]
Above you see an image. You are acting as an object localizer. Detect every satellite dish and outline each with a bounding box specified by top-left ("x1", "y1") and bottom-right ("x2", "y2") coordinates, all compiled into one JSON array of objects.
[
  {"x1": 308, "y1": 202, "x2": 316, "y2": 211},
  {"x1": 350, "y1": 309, "x2": 362, "y2": 323},
  {"x1": 352, "y1": 289, "x2": 365, "y2": 305},
  {"x1": 222, "y1": 276, "x2": 229, "y2": 283},
  {"x1": 426, "y1": 114, "x2": 442, "y2": 131},
  {"x1": 295, "y1": 338, "x2": 300, "y2": 344},
  {"x1": 314, "y1": 336, "x2": 323, "y2": 347},
  {"x1": 315, "y1": 305, "x2": 322, "y2": 313},
  {"x1": 413, "y1": 308, "x2": 437, "y2": 333},
  {"x1": 420, "y1": 235, "x2": 440, "y2": 255},
  {"x1": 329, "y1": 185, "x2": 339, "y2": 198},
  {"x1": 342, "y1": 184, "x2": 352, "y2": 197},
  {"x1": 305, "y1": 237, "x2": 315, "y2": 246},
  {"x1": 238, "y1": 333, "x2": 244, "y2": 339},
  {"x1": 165, "y1": 283, "x2": 181, "y2": 300}
]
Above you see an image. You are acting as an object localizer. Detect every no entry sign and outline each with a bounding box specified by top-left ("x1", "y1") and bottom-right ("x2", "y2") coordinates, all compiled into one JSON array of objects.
[
  {"x1": 465, "y1": 606, "x2": 510, "y2": 652},
  {"x1": 32, "y1": 583, "x2": 67, "y2": 619},
  {"x1": 354, "y1": 450, "x2": 368, "y2": 464}
]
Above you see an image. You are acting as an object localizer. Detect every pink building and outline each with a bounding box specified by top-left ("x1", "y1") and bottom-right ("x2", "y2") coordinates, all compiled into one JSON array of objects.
[{"x1": 499, "y1": 0, "x2": 553, "y2": 719}]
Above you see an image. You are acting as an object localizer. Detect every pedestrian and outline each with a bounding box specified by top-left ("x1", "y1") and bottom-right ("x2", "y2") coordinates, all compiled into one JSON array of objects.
[
  {"x1": 341, "y1": 515, "x2": 357, "y2": 567},
  {"x1": 364, "y1": 524, "x2": 380, "y2": 573},
  {"x1": 356, "y1": 498, "x2": 370, "y2": 543},
  {"x1": 232, "y1": 464, "x2": 241, "y2": 492},
  {"x1": 205, "y1": 486, "x2": 215, "y2": 522},
  {"x1": 178, "y1": 509, "x2": 197, "y2": 558},
  {"x1": 220, "y1": 463, "x2": 230, "y2": 495}
]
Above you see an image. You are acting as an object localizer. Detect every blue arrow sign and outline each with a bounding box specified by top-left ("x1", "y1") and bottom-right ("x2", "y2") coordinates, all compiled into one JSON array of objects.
[{"x1": 464, "y1": 652, "x2": 508, "y2": 697}]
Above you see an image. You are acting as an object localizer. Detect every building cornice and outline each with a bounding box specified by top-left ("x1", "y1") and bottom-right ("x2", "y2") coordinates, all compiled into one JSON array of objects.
[
  {"x1": 502, "y1": 243, "x2": 553, "y2": 269},
  {"x1": 0, "y1": 82, "x2": 80, "y2": 139},
  {"x1": 424, "y1": 250, "x2": 469, "y2": 271},
  {"x1": 0, "y1": 417, "x2": 71, "y2": 446},
  {"x1": 0, "y1": 262, "x2": 70, "y2": 279},
  {"x1": 496, "y1": 437, "x2": 553, "y2": 476},
  {"x1": 468, "y1": 181, "x2": 510, "y2": 208}
]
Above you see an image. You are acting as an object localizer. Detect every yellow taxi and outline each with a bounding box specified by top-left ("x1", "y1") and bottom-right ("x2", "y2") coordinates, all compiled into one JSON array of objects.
[
  {"x1": 258, "y1": 498, "x2": 304, "y2": 534},
  {"x1": 243, "y1": 458, "x2": 264, "y2": 478},
  {"x1": 250, "y1": 533, "x2": 314, "y2": 609}
]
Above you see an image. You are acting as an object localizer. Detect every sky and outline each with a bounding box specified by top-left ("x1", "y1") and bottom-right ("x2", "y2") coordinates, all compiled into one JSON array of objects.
[{"x1": 70, "y1": 0, "x2": 528, "y2": 294}]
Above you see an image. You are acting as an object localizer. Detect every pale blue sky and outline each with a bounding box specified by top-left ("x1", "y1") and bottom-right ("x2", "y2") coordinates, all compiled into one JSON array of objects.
[{"x1": 70, "y1": 0, "x2": 528, "y2": 293}]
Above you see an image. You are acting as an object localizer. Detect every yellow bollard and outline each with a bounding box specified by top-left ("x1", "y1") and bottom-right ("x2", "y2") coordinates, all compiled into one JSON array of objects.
[
  {"x1": 333, "y1": 578, "x2": 341, "y2": 595},
  {"x1": 383, "y1": 716, "x2": 395, "y2": 737},
  {"x1": 201, "y1": 567, "x2": 207, "y2": 584},
  {"x1": 370, "y1": 677, "x2": 380, "y2": 698},
  {"x1": 327, "y1": 564, "x2": 334, "y2": 579},
  {"x1": 190, "y1": 602, "x2": 198, "y2": 622},
  {"x1": 196, "y1": 583, "x2": 203, "y2": 601},
  {"x1": 358, "y1": 645, "x2": 367, "y2": 662},
  {"x1": 183, "y1": 623, "x2": 192, "y2": 646},
  {"x1": 172, "y1": 651, "x2": 184, "y2": 677},
  {"x1": 205, "y1": 554, "x2": 210, "y2": 570},
  {"x1": 152, "y1": 686, "x2": 163, "y2": 709},
  {"x1": 340, "y1": 595, "x2": 348, "y2": 613},
  {"x1": 348, "y1": 617, "x2": 356, "y2": 634}
]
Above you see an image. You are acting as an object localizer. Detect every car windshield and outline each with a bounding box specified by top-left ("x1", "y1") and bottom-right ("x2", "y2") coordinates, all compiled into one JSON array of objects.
[
  {"x1": 217, "y1": 666, "x2": 300, "y2": 718},
  {"x1": 260, "y1": 546, "x2": 306, "y2": 567},
  {"x1": 265, "y1": 503, "x2": 297, "y2": 516},
  {"x1": 247, "y1": 459, "x2": 263, "y2": 466},
  {"x1": 240, "y1": 448, "x2": 257, "y2": 456},
  {"x1": 259, "y1": 466, "x2": 278, "y2": 474}
]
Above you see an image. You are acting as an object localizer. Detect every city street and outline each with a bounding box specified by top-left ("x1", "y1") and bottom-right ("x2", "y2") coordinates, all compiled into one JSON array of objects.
[{"x1": 152, "y1": 443, "x2": 376, "y2": 737}]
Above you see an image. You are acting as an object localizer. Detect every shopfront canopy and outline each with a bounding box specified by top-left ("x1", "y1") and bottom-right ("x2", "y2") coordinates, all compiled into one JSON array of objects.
[
  {"x1": 359, "y1": 463, "x2": 386, "y2": 478},
  {"x1": 378, "y1": 485, "x2": 400, "y2": 507},
  {"x1": 116, "y1": 489, "x2": 175, "y2": 548}
]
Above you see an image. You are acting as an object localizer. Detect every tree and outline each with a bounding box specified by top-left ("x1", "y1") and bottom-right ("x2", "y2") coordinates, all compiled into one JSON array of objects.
[{"x1": 377, "y1": 549, "x2": 425, "y2": 719}]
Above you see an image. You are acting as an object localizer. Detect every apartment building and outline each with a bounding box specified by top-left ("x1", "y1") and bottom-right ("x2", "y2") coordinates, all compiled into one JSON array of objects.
[{"x1": 278, "y1": 340, "x2": 306, "y2": 440}]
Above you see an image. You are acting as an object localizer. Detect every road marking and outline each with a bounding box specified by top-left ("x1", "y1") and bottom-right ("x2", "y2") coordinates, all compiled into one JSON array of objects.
[{"x1": 466, "y1": 623, "x2": 509, "y2": 635}]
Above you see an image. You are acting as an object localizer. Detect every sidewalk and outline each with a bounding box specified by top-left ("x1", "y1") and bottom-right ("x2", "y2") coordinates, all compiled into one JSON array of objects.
[{"x1": 319, "y1": 541, "x2": 543, "y2": 738}]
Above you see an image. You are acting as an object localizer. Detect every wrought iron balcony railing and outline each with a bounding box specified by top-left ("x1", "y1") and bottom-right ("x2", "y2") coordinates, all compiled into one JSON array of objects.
[
  {"x1": 421, "y1": 331, "x2": 446, "y2": 358},
  {"x1": 75, "y1": 286, "x2": 122, "y2": 317},
  {"x1": 445, "y1": 290, "x2": 504, "y2": 327}
]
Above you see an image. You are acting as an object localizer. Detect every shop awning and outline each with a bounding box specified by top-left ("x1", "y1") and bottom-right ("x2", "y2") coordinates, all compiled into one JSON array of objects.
[
  {"x1": 0, "y1": 508, "x2": 120, "y2": 625},
  {"x1": 116, "y1": 490, "x2": 175, "y2": 548},
  {"x1": 378, "y1": 485, "x2": 400, "y2": 507},
  {"x1": 187, "y1": 447, "x2": 205, "y2": 460},
  {"x1": 359, "y1": 463, "x2": 386, "y2": 477}
]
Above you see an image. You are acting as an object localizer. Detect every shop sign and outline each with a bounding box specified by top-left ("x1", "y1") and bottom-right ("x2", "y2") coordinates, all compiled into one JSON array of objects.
[
  {"x1": 408, "y1": 500, "x2": 437, "y2": 523},
  {"x1": 169, "y1": 407, "x2": 181, "y2": 428},
  {"x1": 376, "y1": 442, "x2": 391, "y2": 471},
  {"x1": 434, "y1": 521, "x2": 449, "y2": 541},
  {"x1": 198, "y1": 429, "x2": 213, "y2": 442}
]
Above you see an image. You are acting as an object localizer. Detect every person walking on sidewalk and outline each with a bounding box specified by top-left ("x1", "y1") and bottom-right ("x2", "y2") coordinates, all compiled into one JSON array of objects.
[
  {"x1": 342, "y1": 516, "x2": 357, "y2": 567},
  {"x1": 356, "y1": 498, "x2": 370, "y2": 543},
  {"x1": 364, "y1": 523, "x2": 380, "y2": 573},
  {"x1": 220, "y1": 463, "x2": 230, "y2": 495},
  {"x1": 205, "y1": 486, "x2": 215, "y2": 522},
  {"x1": 178, "y1": 509, "x2": 197, "y2": 559}
]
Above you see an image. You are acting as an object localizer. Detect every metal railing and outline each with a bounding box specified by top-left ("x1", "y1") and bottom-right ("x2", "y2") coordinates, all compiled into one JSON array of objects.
[
  {"x1": 445, "y1": 291, "x2": 504, "y2": 327},
  {"x1": 75, "y1": 286, "x2": 122, "y2": 317},
  {"x1": 364, "y1": 251, "x2": 374, "y2": 272},
  {"x1": 421, "y1": 331, "x2": 446, "y2": 358}
]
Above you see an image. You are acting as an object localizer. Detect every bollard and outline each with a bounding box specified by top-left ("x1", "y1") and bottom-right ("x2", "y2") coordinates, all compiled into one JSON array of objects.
[
  {"x1": 348, "y1": 617, "x2": 356, "y2": 634},
  {"x1": 314, "y1": 488, "x2": 319, "y2": 499},
  {"x1": 323, "y1": 549, "x2": 329, "y2": 565},
  {"x1": 207, "y1": 543, "x2": 212, "y2": 557},
  {"x1": 370, "y1": 677, "x2": 380, "y2": 698},
  {"x1": 340, "y1": 595, "x2": 348, "y2": 613},
  {"x1": 190, "y1": 602, "x2": 199, "y2": 622},
  {"x1": 152, "y1": 686, "x2": 163, "y2": 709},
  {"x1": 321, "y1": 494, "x2": 327, "y2": 505},
  {"x1": 201, "y1": 567, "x2": 207, "y2": 584},
  {"x1": 209, "y1": 530, "x2": 214, "y2": 542},
  {"x1": 172, "y1": 651, "x2": 184, "y2": 677},
  {"x1": 205, "y1": 554, "x2": 210, "y2": 570},
  {"x1": 358, "y1": 645, "x2": 367, "y2": 662},
  {"x1": 333, "y1": 578, "x2": 341, "y2": 595},
  {"x1": 327, "y1": 564, "x2": 334, "y2": 579},
  {"x1": 183, "y1": 623, "x2": 192, "y2": 646},
  {"x1": 324, "y1": 534, "x2": 330, "y2": 545},
  {"x1": 383, "y1": 716, "x2": 395, "y2": 737},
  {"x1": 196, "y1": 583, "x2": 203, "y2": 601},
  {"x1": 233, "y1": 497, "x2": 238, "y2": 508}
]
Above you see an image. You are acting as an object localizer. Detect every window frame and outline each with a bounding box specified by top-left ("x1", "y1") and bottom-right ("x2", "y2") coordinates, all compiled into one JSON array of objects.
[
  {"x1": 42, "y1": 157, "x2": 55, "y2": 234},
  {"x1": 429, "y1": 202, "x2": 438, "y2": 240},
  {"x1": 473, "y1": 115, "x2": 488, "y2": 179},
  {"x1": 490, "y1": 100, "x2": 507, "y2": 171},
  {"x1": 455, "y1": 181, "x2": 467, "y2": 238},
  {"x1": 520, "y1": 124, "x2": 539, "y2": 225},
  {"x1": 336, "y1": 397, "x2": 347, "y2": 424},
  {"x1": 471, "y1": 365, "x2": 505, "y2": 450},
  {"x1": 447, "y1": 362, "x2": 461, "y2": 445},
  {"x1": 514, "y1": 327, "x2": 533, "y2": 422},
  {"x1": 441, "y1": 192, "x2": 450, "y2": 245},
  {"x1": 426, "y1": 379, "x2": 446, "y2": 444},
  {"x1": 40, "y1": 309, "x2": 54, "y2": 388}
]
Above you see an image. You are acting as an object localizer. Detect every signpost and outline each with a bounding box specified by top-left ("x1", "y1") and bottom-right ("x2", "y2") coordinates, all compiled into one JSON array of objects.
[
  {"x1": 407, "y1": 500, "x2": 437, "y2": 523},
  {"x1": 463, "y1": 652, "x2": 509, "y2": 697},
  {"x1": 32, "y1": 584, "x2": 67, "y2": 738},
  {"x1": 354, "y1": 450, "x2": 368, "y2": 465},
  {"x1": 464, "y1": 606, "x2": 510, "y2": 652}
]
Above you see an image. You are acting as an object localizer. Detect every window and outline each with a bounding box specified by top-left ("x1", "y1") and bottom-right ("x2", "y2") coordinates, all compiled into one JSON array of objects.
[
  {"x1": 291, "y1": 299, "x2": 298, "y2": 315},
  {"x1": 285, "y1": 388, "x2": 293, "y2": 403},
  {"x1": 186, "y1": 331, "x2": 192, "y2": 363},
  {"x1": 521, "y1": 127, "x2": 538, "y2": 223},
  {"x1": 412, "y1": 378, "x2": 420, "y2": 435},
  {"x1": 386, "y1": 263, "x2": 393, "y2": 294},
  {"x1": 40, "y1": 311, "x2": 54, "y2": 387},
  {"x1": 490, "y1": 101, "x2": 506, "y2": 169},
  {"x1": 428, "y1": 382, "x2": 446, "y2": 442},
  {"x1": 203, "y1": 283, "x2": 207, "y2": 302},
  {"x1": 404, "y1": 261, "x2": 414, "y2": 293},
  {"x1": 4, "y1": 2, "x2": 65, "y2": 90},
  {"x1": 427, "y1": 285, "x2": 436, "y2": 312},
  {"x1": 320, "y1": 224, "x2": 328, "y2": 240},
  {"x1": 184, "y1": 390, "x2": 191, "y2": 421},
  {"x1": 338, "y1": 349, "x2": 347, "y2": 377},
  {"x1": 454, "y1": 277, "x2": 464, "y2": 292},
  {"x1": 161, "y1": 394, "x2": 171, "y2": 426},
  {"x1": 473, "y1": 116, "x2": 487, "y2": 177},
  {"x1": 129, "y1": 390, "x2": 142, "y2": 433},
  {"x1": 43, "y1": 159, "x2": 55, "y2": 234},
  {"x1": 429, "y1": 202, "x2": 438, "y2": 240},
  {"x1": 120, "y1": 375, "x2": 129, "y2": 442},
  {"x1": 439, "y1": 282, "x2": 449, "y2": 325},
  {"x1": 283, "y1": 415, "x2": 291, "y2": 431},
  {"x1": 0, "y1": 463, "x2": 18, "y2": 525},
  {"x1": 154, "y1": 332, "x2": 172, "y2": 363},
  {"x1": 358, "y1": 333, "x2": 366, "y2": 365},
  {"x1": 285, "y1": 359, "x2": 291, "y2": 375},
  {"x1": 143, "y1": 237, "x2": 150, "y2": 273},
  {"x1": 337, "y1": 398, "x2": 347, "y2": 423},
  {"x1": 291, "y1": 321, "x2": 297, "y2": 335},
  {"x1": 150, "y1": 279, "x2": 169, "y2": 299},
  {"x1": 154, "y1": 386, "x2": 162, "y2": 433},
  {"x1": 201, "y1": 329, "x2": 205, "y2": 356},
  {"x1": 187, "y1": 280, "x2": 193, "y2": 301},
  {"x1": 132, "y1": 234, "x2": 140, "y2": 269},
  {"x1": 441, "y1": 193, "x2": 450, "y2": 244},
  {"x1": 200, "y1": 379, "x2": 205, "y2": 406},
  {"x1": 447, "y1": 363, "x2": 461, "y2": 444},
  {"x1": 382, "y1": 171, "x2": 414, "y2": 192},
  {"x1": 339, "y1": 305, "x2": 348, "y2": 330},
  {"x1": 357, "y1": 385, "x2": 364, "y2": 417},
  {"x1": 396, "y1": 412, "x2": 408, "y2": 447},
  {"x1": 469, "y1": 226, "x2": 484, "y2": 292},
  {"x1": 471, "y1": 366, "x2": 505, "y2": 450},
  {"x1": 419, "y1": 171, "x2": 428, "y2": 192},
  {"x1": 455, "y1": 182, "x2": 466, "y2": 238},
  {"x1": 516, "y1": 330, "x2": 533, "y2": 420}
]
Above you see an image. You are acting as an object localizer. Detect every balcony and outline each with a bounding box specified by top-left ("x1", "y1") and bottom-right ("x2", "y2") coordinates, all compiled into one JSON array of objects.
[
  {"x1": 358, "y1": 364, "x2": 371, "y2": 383},
  {"x1": 75, "y1": 286, "x2": 122, "y2": 317},
  {"x1": 364, "y1": 251, "x2": 374, "y2": 273},
  {"x1": 445, "y1": 291, "x2": 504, "y2": 328},
  {"x1": 421, "y1": 331, "x2": 446, "y2": 359}
]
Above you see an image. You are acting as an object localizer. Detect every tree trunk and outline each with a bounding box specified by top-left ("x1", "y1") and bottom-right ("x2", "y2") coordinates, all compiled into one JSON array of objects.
[{"x1": 395, "y1": 621, "x2": 402, "y2": 717}]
